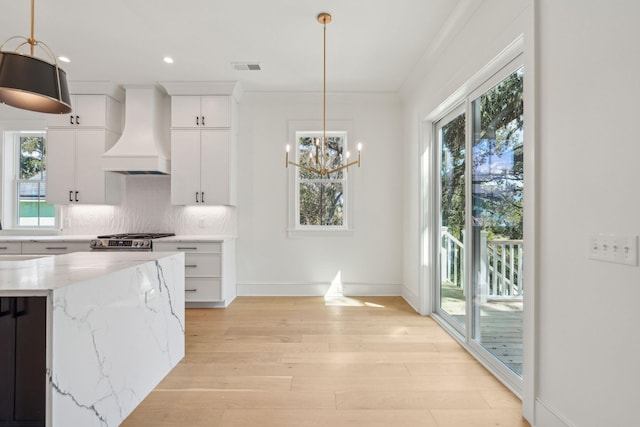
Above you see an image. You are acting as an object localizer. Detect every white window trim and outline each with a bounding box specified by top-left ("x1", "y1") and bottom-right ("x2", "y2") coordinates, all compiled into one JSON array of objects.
[
  {"x1": 287, "y1": 120, "x2": 355, "y2": 238},
  {"x1": 1, "y1": 128, "x2": 61, "y2": 233}
]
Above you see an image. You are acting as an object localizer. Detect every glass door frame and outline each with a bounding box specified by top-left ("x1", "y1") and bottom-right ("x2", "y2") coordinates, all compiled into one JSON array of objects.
[{"x1": 423, "y1": 42, "x2": 525, "y2": 396}]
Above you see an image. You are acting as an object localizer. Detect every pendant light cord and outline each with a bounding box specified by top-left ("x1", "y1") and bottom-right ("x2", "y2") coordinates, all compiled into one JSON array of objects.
[{"x1": 28, "y1": 0, "x2": 35, "y2": 55}]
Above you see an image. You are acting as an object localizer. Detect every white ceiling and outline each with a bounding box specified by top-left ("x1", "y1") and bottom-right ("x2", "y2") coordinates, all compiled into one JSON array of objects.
[{"x1": 0, "y1": 0, "x2": 461, "y2": 94}]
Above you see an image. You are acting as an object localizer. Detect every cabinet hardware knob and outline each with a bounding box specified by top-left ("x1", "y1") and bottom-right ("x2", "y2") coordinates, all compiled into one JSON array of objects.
[
  {"x1": 195, "y1": 192, "x2": 199, "y2": 203},
  {"x1": 196, "y1": 116, "x2": 199, "y2": 126},
  {"x1": 75, "y1": 191, "x2": 79, "y2": 202},
  {"x1": 69, "y1": 115, "x2": 74, "y2": 125},
  {"x1": 69, "y1": 191, "x2": 73, "y2": 202},
  {"x1": 202, "y1": 116, "x2": 205, "y2": 126},
  {"x1": 76, "y1": 115, "x2": 80, "y2": 125},
  {"x1": 201, "y1": 192, "x2": 205, "y2": 203}
]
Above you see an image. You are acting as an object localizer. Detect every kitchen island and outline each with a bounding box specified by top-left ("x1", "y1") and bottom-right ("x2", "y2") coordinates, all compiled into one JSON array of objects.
[{"x1": 0, "y1": 251, "x2": 185, "y2": 427}]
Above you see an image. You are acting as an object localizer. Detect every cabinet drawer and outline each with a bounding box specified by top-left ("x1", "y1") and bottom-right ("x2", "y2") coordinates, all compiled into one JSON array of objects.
[
  {"x1": 184, "y1": 278, "x2": 222, "y2": 302},
  {"x1": 184, "y1": 253, "x2": 221, "y2": 277},
  {"x1": 0, "y1": 242, "x2": 22, "y2": 254},
  {"x1": 21, "y1": 241, "x2": 89, "y2": 254},
  {"x1": 154, "y1": 242, "x2": 221, "y2": 253}
]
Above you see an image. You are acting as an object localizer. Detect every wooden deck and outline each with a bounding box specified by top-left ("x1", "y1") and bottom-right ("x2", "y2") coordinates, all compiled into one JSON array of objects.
[{"x1": 440, "y1": 283, "x2": 523, "y2": 375}]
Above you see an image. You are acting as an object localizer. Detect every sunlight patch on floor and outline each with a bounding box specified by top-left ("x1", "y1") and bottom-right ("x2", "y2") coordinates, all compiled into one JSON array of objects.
[{"x1": 323, "y1": 270, "x2": 385, "y2": 308}]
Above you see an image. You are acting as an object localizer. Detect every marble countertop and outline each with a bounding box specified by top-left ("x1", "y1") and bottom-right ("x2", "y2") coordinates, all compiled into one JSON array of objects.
[
  {"x1": 0, "y1": 235, "x2": 96, "y2": 242},
  {"x1": 0, "y1": 251, "x2": 183, "y2": 293},
  {"x1": 0, "y1": 234, "x2": 235, "y2": 242},
  {"x1": 156, "y1": 235, "x2": 235, "y2": 242}
]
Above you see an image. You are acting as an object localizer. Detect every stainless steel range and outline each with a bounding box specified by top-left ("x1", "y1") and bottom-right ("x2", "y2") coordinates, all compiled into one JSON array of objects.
[{"x1": 89, "y1": 233, "x2": 175, "y2": 251}]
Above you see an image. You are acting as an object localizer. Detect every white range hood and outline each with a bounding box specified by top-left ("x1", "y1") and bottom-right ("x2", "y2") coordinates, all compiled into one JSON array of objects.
[{"x1": 103, "y1": 86, "x2": 170, "y2": 175}]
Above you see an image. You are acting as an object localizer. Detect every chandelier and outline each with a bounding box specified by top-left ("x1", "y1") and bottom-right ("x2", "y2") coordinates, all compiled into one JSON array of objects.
[
  {"x1": 286, "y1": 13, "x2": 361, "y2": 176},
  {"x1": 0, "y1": 0, "x2": 71, "y2": 114}
]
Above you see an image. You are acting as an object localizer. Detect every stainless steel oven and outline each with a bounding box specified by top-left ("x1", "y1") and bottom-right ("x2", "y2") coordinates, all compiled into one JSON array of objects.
[{"x1": 89, "y1": 233, "x2": 174, "y2": 251}]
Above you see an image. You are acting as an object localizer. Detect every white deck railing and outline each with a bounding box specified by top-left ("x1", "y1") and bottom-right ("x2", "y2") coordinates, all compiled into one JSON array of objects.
[{"x1": 441, "y1": 227, "x2": 523, "y2": 301}]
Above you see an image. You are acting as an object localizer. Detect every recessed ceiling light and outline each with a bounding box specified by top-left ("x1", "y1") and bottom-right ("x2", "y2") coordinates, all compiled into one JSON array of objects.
[
  {"x1": 58, "y1": 56, "x2": 70, "y2": 63},
  {"x1": 163, "y1": 57, "x2": 174, "y2": 64}
]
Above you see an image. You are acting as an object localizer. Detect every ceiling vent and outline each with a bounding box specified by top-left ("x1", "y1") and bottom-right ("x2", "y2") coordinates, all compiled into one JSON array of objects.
[{"x1": 232, "y1": 62, "x2": 261, "y2": 71}]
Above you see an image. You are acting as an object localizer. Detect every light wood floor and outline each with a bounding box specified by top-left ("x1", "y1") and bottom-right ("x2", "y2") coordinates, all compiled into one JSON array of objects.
[{"x1": 122, "y1": 296, "x2": 530, "y2": 427}]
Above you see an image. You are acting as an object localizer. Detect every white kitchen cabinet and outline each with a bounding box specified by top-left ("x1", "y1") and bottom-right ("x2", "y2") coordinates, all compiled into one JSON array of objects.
[
  {"x1": 170, "y1": 129, "x2": 234, "y2": 205},
  {"x1": 0, "y1": 243, "x2": 22, "y2": 254},
  {"x1": 46, "y1": 129, "x2": 121, "y2": 204},
  {"x1": 21, "y1": 241, "x2": 89, "y2": 255},
  {"x1": 171, "y1": 96, "x2": 230, "y2": 128},
  {"x1": 46, "y1": 94, "x2": 121, "y2": 130},
  {"x1": 154, "y1": 240, "x2": 236, "y2": 307}
]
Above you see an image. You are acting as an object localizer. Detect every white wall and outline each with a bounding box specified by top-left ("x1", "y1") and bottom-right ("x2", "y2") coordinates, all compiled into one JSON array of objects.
[
  {"x1": 534, "y1": 1, "x2": 640, "y2": 426},
  {"x1": 235, "y1": 92, "x2": 403, "y2": 295}
]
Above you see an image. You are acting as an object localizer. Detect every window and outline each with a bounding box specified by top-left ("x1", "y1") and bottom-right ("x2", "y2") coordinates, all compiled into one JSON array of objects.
[
  {"x1": 295, "y1": 131, "x2": 347, "y2": 228},
  {"x1": 287, "y1": 121, "x2": 354, "y2": 235},
  {"x1": 1, "y1": 130, "x2": 57, "y2": 229}
]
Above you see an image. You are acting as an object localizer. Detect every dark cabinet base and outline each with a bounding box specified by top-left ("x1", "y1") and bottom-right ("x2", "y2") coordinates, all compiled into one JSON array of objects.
[{"x1": 0, "y1": 297, "x2": 46, "y2": 427}]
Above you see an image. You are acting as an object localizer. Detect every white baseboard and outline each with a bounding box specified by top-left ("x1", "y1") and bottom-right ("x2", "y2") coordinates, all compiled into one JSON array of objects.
[
  {"x1": 401, "y1": 286, "x2": 421, "y2": 314},
  {"x1": 237, "y1": 282, "x2": 402, "y2": 297},
  {"x1": 534, "y1": 398, "x2": 573, "y2": 427}
]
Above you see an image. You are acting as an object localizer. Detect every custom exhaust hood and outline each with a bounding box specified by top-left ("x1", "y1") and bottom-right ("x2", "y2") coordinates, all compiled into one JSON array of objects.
[{"x1": 103, "y1": 85, "x2": 170, "y2": 175}]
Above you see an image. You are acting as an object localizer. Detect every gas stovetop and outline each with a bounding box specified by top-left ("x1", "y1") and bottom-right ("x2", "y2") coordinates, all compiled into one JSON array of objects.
[{"x1": 90, "y1": 233, "x2": 174, "y2": 250}]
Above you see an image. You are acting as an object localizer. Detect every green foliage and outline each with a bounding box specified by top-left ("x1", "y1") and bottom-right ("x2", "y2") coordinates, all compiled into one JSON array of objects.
[
  {"x1": 298, "y1": 135, "x2": 345, "y2": 226},
  {"x1": 440, "y1": 68, "x2": 524, "y2": 241},
  {"x1": 19, "y1": 136, "x2": 45, "y2": 180}
]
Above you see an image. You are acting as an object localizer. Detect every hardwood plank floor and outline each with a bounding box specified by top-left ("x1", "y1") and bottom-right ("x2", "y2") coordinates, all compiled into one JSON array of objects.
[{"x1": 122, "y1": 296, "x2": 530, "y2": 427}]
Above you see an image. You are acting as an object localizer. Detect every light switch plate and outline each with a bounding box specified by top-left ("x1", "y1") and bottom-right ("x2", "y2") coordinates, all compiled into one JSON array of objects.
[{"x1": 589, "y1": 233, "x2": 638, "y2": 266}]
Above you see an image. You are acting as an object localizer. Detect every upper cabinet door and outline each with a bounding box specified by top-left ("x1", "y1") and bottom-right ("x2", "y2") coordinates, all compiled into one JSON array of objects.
[
  {"x1": 171, "y1": 96, "x2": 201, "y2": 128},
  {"x1": 171, "y1": 96, "x2": 230, "y2": 128},
  {"x1": 200, "y1": 130, "x2": 230, "y2": 205},
  {"x1": 200, "y1": 96, "x2": 230, "y2": 128},
  {"x1": 171, "y1": 130, "x2": 203, "y2": 205},
  {"x1": 75, "y1": 130, "x2": 108, "y2": 204},
  {"x1": 45, "y1": 129, "x2": 77, "y2": 204},
  {"x1": 46, "y1": 95, "x2": 107, "y2": 128}
]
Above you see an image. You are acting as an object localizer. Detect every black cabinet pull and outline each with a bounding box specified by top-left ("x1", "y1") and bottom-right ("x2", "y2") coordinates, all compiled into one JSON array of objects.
[
  {"x1": 201, "y1": 192, "x2": 205, "y2": 203},
  {"x1": 196, "y1": 116, "x2": 199, "y2": 126},
  {"x1": 185, "y1": 289, "x2": 197, "y2": 292},
  {"x1": 75, "y1": 191, "x2": 79, "y2": 202},
  {"x1": 201, "y1": 116, "x2": 205, "y2": 126},
  {"x1": 14, "y1": 297, "x2": 27, "y2": 318},
  {"x1": 195, "y1": 192, "x2": 199, "y2": 203},
  {"x1": 76, "y1": 115, "x2": 80, "y2": 125},
  {"x1": 69, "y1": 191, "x2": 73, "y2": 202},
  {"x1": 185, "y1": 264, "x2": 197, "y2": 268},
  {"x1": 69, "y1": 115, "x2": 74, "y2": 125},
  {"x1": 0, "y1": 297, "x2": 11, "y2": 317}
]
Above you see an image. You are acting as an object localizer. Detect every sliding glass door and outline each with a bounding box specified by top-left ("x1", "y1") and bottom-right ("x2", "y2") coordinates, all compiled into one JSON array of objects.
[
  {"x1": 436, "y1": 107, "x2": 467, "y2": 332},
  {"x1": 434, "y1": 59, "x2": 524, "y2": 380}
]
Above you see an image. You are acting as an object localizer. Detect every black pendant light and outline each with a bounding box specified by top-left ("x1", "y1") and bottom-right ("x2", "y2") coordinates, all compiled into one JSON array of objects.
[{"x1": 0, "y1": 0, "x2": 71, "y2": 114}]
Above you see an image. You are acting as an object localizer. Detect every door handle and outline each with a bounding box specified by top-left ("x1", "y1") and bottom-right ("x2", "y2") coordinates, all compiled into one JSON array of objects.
[{"x1": 75, "y1": 191, "x2": 79, "y2": 202}]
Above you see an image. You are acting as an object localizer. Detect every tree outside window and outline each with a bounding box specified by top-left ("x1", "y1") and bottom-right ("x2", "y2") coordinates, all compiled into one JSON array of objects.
[
  {"x1": 16, "y1": 134, "x2": 55, "y2": 227},
  {"x1": 295, "y1": 131, "x2": 347, "y2": 228}
]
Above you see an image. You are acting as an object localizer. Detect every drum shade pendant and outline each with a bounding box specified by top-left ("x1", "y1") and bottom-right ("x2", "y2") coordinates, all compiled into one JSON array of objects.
[
  {"x1": 285, "y1": 13, "x2": 361, "y2": 176},
  {"x1": 0, "y1": 0, "x2": 71, "y2": 114}
]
